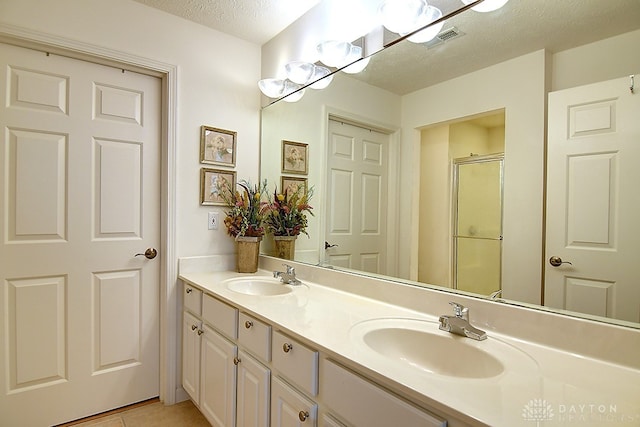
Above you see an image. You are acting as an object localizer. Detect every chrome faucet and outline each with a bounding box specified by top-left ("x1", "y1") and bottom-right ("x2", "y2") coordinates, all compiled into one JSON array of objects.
[
  {"x1": 439, "y1": 302, "x2": 487, "y2": 341},
  {"x1": 273, "y1": 264, "x2": 301, "y2": 285}
]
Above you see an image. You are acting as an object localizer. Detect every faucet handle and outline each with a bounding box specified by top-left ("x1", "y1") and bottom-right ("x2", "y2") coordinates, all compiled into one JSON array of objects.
[
  {"x1": 282, "y1": 263, "x2": 295, "y2": 274},
  {"x1": 449, "y1": 302, "x2": 468, "y2": 319}
]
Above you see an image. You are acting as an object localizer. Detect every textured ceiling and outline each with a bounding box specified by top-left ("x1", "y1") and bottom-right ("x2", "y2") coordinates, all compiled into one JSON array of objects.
[
  {"x1": 133, "y1": 0, "x2": 640, "y2": 94},
  {"x1": 132, "y1": 0, "x2": 319, "y2": 45},
  {"x1": 355, "y1": 0, "x2": 640, "y2": 94}
]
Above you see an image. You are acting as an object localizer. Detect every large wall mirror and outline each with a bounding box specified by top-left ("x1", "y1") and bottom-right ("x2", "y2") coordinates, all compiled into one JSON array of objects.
[{"x1": 260, "y1": 0, "x2": 640, "y2": 329}]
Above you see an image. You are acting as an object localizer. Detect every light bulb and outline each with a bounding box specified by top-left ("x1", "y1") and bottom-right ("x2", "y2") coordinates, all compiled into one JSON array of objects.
[
  {"x1": 462, "y1": 0, "x2": 510, "y2": 13},
  {"x1": 258, "y1": 78, "x2": 285, "y2": 98},
  {"x1": 284, "y1": 61, "x2": 316, "y2": 85},
  {"x1": 403, "y1": 6, "x2": 444, "y2": 43},
  {"x1": 379, "y1": 0, "x2": 427, "y2": 34},
  {"x1": 309, "y1": 66, "x2": 334, "y2": 89},
  {"x1": 282, "y1": 80, "x2": 305, "y2": 102},
  {"x1": 317, "y1": 40, "x2": 351, "y2": 67}
]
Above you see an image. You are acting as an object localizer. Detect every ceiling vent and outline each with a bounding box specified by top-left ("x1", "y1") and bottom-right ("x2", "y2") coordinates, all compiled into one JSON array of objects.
[{"x1": 425, "y1": 26, "x2": 464, "y2": 48}]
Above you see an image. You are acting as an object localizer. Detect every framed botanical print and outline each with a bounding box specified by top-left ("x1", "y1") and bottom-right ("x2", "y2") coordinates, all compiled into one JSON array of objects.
[
  {"x1": 201, "y1": 168, "x2": 236, "y2": 206},
  {"x1": 200, "y1": 126, "x2": 236, "y2": 167},
  {"x1": 281, "y1": 140, "x2": 308, "y2": 175},
  {"x1": 281, "y1": 176, "x2": 308, "y2": 198}
]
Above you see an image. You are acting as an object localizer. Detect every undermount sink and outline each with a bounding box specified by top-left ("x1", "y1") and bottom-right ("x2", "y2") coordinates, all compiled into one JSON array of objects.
[
  {"x1": 350, "y1": 318, "x2": 537, "y2": 379},
  {"x1": 224, "y1": 277, "x2": 293, "y2": 296}
]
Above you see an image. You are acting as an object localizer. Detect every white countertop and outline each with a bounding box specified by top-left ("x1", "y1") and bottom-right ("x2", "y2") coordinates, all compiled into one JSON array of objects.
[{"x1": 179, "y1": 267, "x2": 640, "y2": 426}]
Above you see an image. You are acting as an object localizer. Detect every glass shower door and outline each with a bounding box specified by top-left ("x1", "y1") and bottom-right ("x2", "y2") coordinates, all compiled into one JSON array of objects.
[{"x1": 453, "y1": 154, "x2": 504, "y2": 295}]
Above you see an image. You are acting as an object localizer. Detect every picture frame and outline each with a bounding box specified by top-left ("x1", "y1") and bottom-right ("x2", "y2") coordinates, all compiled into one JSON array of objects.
[
  {"x1": 201, "y1": 168, "x2": 236, "y2": 206},
  {"x1": 200, "y1": 125, "x2": 236, "y2": 167},
  {"x1": 281, "y1": 176, "x2": 308, "y2": 198},
  {"x1": 281, "y1": 140, "x2": 308, "y2": 175}
]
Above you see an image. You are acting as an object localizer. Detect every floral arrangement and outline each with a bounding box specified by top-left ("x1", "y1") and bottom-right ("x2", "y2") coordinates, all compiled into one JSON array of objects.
[
  {"x1": 222, "y1": 179, "x2": 267, "y2": 238},
  {"x1": 263, "y1": 184, "x2": 314, "y2": 237}
]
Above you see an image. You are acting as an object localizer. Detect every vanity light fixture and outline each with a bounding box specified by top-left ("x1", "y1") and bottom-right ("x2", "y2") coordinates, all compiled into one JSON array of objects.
[
  {"x1": 258, "y1": 78, "x2": 286, "y2": 98},
  {"x1": 284, "y1": 61, "x2": 316, "y2": 85},
  {"x1": 317, "y1": 40, "x2": 352, "y2": 68},
  {"x1": 281, "y1": 80, "x2": 305, "y2": 102},
  {"x1": 402, "y1": 5, "x2": 444, "y2": 43},
  {"x1": 378, "y1": 0, "x2": 427, "y2": 35},
  {"x1": 461, "y1": 0, "x2": 510, "y2": 13},
  {"x1": 309, "y1": 66, "x2": 333, "y2": 89}
]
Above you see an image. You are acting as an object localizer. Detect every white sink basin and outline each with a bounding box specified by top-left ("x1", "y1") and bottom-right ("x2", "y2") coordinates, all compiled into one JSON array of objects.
[
  {"x1": 350, "y1": 318, "x2": 537, "y2": 379},
  {"x1": 224, "y1": 277, "x2": 292, "y2": 296}
]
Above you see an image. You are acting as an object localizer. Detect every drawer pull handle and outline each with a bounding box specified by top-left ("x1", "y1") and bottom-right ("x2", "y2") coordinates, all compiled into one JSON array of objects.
[
  {"x1": 283, "y1": 343, "x2": 293, "y2": 353},
  {"x1": 186, "y1": 288, "x2": 193, "y2": 294},
  {"x1": 191, "y1": 324, "x2": 198, "y2": 331},
  {"x1": 298, "y1": 411, "x2": 309, "y2": 422},
  {"x1": 197, "y1": 329, "x2": 204, "y2": 336},
  {"x1": 233, "y1": 357, "x2": 240, "y2": 365},
  {"x1": 244, "y1": 320, "x2": 253, "y2": 329}
]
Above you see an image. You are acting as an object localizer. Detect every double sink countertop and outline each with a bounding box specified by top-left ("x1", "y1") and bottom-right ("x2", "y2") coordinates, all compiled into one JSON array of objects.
[{"x1": 179, "y1": 261, "x2": 640, "y2": 426}]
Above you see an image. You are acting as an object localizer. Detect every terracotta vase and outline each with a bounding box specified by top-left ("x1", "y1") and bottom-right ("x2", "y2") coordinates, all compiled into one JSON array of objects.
[
  {"x1": 235, "y1": 236, "x2": 262, "y2": 273},
  {"x1": 273, "y1": 235, "x2": 296, "y2": 260}
]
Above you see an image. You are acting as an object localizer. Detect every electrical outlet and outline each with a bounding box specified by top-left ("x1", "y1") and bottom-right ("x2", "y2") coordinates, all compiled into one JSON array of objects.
[{"x1": 208, "y1": 212, "x2": 219, "y2": 230}]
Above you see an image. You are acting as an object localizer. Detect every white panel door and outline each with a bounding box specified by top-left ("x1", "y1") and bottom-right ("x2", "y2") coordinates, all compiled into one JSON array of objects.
[
  {"x1": 325, "y1": 120, "x2": 389, "y2": 274},
  {"x1": 0, "y1": 43, "x2": 161, "y2": 425},
  {"x1": 545, "y1": 75, "x2": 640, "y2": 323}
]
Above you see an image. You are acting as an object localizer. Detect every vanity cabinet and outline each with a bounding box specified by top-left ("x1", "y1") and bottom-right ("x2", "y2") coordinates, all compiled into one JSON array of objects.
[
  {"x1": 181, "y1": 280, "x2": 450, "y2": 427},
  {"x1": 182, "y1": 283, "x2": 271, "y2": 427}
]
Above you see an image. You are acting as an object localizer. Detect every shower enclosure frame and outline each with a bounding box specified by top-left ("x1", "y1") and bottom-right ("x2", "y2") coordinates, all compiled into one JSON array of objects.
[{"x1": 451, "y1": 153, "x2": 505, "y2": 293}]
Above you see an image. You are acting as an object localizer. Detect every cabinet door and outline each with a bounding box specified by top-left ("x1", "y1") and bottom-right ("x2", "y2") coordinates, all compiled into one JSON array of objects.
[
  {"x1": 236, "y1": 350, "x2": 270, "y2": 427},
  {"x1": 201, "y1": 325, "x2": 237, "y2": 427},
  {"x1": 182, "y1": 311, "x2": 201, "y2": 403},
  {"x1": 271, "y1": 377, "x2": 317, "y2": 427}
]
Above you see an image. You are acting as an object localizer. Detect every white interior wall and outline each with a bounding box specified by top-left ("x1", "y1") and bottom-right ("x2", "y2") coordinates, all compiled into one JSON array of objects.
[{"x1": 552, "y1": 29, "x2": 640, "y2": 91}]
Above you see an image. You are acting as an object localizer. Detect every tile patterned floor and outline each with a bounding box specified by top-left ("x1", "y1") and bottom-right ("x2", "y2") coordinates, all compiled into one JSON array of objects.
[{"x1": 58, "y1": 399, "x2": 210, "y2": 427}]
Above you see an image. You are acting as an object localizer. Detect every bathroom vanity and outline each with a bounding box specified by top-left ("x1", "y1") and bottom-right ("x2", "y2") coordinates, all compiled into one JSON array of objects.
[{"x1": 179, "y1": 256, "x2": 640, "y2": 426}]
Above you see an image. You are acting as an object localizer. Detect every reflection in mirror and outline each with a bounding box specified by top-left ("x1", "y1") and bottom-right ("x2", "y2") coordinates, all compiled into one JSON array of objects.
[{"x1": 260, "y1": 0, "x2": 640, "y2": 328}]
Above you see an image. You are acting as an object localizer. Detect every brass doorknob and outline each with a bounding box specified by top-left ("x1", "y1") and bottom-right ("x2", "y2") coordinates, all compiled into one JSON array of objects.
[
  {"x1": 549, "y1": 256, "x2": 572, "y2": 267},
  {"x1": 135, "y1": 248, "x2": 158, "y2": 259}
]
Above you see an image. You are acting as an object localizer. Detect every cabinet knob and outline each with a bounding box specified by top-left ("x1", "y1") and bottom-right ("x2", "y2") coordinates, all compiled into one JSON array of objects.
[
  {"x1": 282, "y1": 343, "x2": 293, "y2": 353},
  {"x1": 191, "y1": 324, "x2": 198, "y2": 331},
  {"x1": 197, "y1": 329, "x2": 204, "y2": 336},
  {"x1": 298, "y1": 411, "x2": 309, "y2": 422},
  {"x1": 244, "y1": 320, "x2": 253, "y2": 329},
  {"x1": 233, "y1": 357, "x2": 240, "y2": 366},
  {"x1": 186, "y1": 288, "x2": 193, "y2": 294}
]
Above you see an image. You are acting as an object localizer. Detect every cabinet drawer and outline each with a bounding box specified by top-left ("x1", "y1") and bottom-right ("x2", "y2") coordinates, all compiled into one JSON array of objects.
[
  {"x1": 202, "y1": 293, "x2": 238, "y2": 339},
  {"x1": 271, "y1": 376, "x2": 317, "y2": 427},
  {"x1": 272, "y1": 330, "x2": 318, "y2": 396},
  {"x1": 321, "y1": 360, "x2": 446, "y2": 427},
  {"x1": 238, "y1": 312, "x2": 271, "y2": 362},
  {"x1": 183, "y1": 283, "x2": 202, "y2": 315}
]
